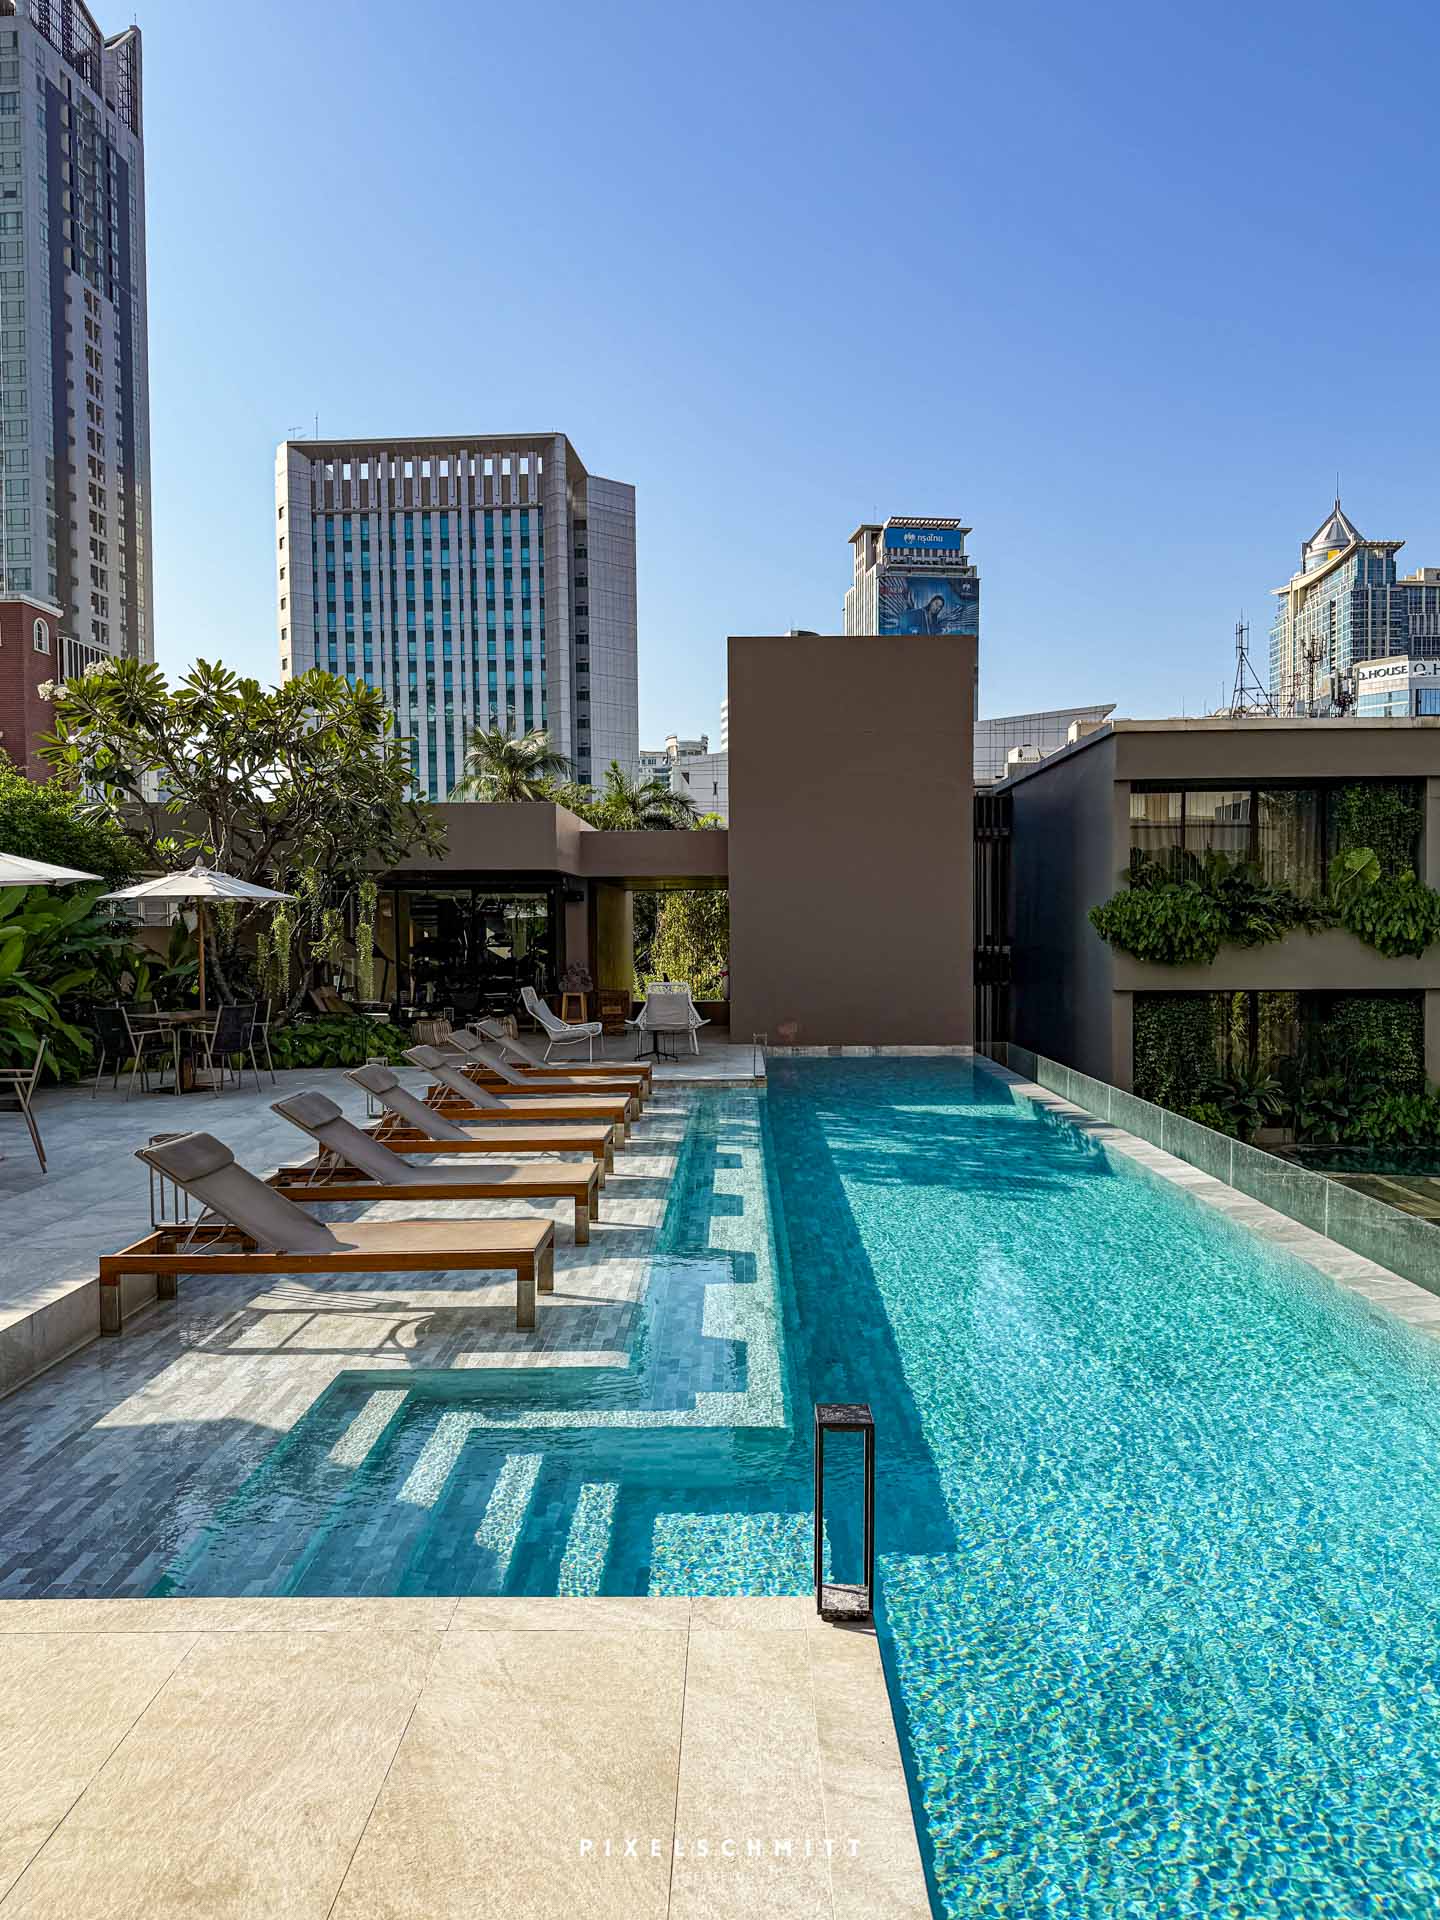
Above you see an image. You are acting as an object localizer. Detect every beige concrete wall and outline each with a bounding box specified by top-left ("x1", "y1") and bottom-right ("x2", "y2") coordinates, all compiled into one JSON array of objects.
[{"x1": 727, "y1": 633, "x2": 975, "y2": 1047}]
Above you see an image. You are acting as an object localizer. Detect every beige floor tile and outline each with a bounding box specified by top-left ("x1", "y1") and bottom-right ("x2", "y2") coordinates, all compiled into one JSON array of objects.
[
  {"x1": 449, "y1": 1595, "x2": 690, "y2": 1633},
  {"x1": 1, "y1": 1627, "x2": 437, "y2": 1920},
  {"x1": 689, "y1": 1595, "x2": 815, "y2": 1632},
  {"x1": 0, "y1": 1630, "x2": 196, "y2": 1901},
  {"x1": 0, "y1": 1597, "x2": 456, "y2": 1636},
  {"x1": 808, "y1": 1632, "x2": 930, "y2": 1919},
  {"x1": 331, "y1": 1628, "x2": 685, "y2": 1919},
  {"x1": 669, "y1": 1628, "x2": 833, "y2": 1919}
]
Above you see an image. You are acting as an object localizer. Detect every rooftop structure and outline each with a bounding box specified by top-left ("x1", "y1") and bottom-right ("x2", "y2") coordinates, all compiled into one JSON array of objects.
[
  {"x1": 1269, "y1": 501, "x2": 1440, "y2": 715},
  {"x1": 275, "y1": 432, "x2": 638, "y2": 801},
  {"x1": 844, "y1": 515, "x2": 978, "y2": 638}
]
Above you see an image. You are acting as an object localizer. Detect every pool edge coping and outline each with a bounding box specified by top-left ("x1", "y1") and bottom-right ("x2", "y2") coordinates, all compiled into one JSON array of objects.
[{"x1": 985, "y1": 1058, "x2": 1440, "y2": 1344}]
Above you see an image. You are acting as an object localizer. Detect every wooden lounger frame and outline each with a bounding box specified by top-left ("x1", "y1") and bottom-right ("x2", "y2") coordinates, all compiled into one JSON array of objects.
[
  {"x1": 369, "y1": 1113, "x2": 616, "y2": 1175},
  {"x1": 266, "y1": 1157, "x2": 601, "y2": 1244},
  {"x1": 98, "y1": 1218, "x2": 556, "y2": 1333},
  {"x1": 424, "y1": 1084, "x2": 632, "y2": 1142}
]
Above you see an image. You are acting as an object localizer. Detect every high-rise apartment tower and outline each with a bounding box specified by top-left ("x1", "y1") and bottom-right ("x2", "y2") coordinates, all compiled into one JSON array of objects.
[
  {"x1": 1270, "y1": 501, "x2": 1440, "y2": 715},
  {"x1": 0, "y1": 0, "x2": 150, "y2": 776},
  {"x1": 275, "y1": 432, "x2": 638, "y2": 801}
]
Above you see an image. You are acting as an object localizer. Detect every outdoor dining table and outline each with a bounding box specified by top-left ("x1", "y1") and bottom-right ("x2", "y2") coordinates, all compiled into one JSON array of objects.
[{"x1": 126, "y1": 1009, "x2": 210, "y2": 1094}]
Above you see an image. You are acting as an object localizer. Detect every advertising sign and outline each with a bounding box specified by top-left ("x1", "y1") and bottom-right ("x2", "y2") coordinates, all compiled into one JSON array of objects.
[
  {"x1": 1357, "y1": 654, "x2": 1439, "y2": 686},
  {"x1": 877, "y1": 571, "x2": 979, "y2": 636},
  {"x1": 883, "y1": 525, "x2": 963, "y2": 552}
]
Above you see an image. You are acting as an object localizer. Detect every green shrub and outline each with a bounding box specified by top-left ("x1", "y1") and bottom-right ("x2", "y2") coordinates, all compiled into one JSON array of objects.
[
  {"x1": 1353, "y1": 1090, "x2": 1440, "y2": 1149},
  {"x1": 0, "y1": 883, "x2": 140, "y2": 1077},
  {"x1": 1330, "y1": 781, "x2": 1423, "y2": 878},
  {"x1": 0, "y1": 754, "x2": 137, "y2": 883},
  {"x1": 1180, "y1": 1101, "x2": 1239, "y2": 1138},
  {"x1": 268, "y1": 1015, "x2": 411, "y2": 1070},
  {"x1": 1334, "y1": 870, "x2": 1440, "y2": 959},
  {"x1": 1316, "y1": 995, "x2": 1425, "y2": 1097},
  {"x1": 1092, "y1": 853, "x2": 1327, "y2": 966},
  {"x1": 1133, "y1": 994, "x2": 1219, "y2": 1107}
]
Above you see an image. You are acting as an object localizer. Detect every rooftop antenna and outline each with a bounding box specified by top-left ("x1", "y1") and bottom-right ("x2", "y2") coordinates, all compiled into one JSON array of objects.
[{"x1": 1230, "y1": 613, "x2": 1275, "y2": 717}]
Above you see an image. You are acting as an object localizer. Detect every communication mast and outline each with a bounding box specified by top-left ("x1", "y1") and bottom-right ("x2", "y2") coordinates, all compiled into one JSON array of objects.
[{"x1": 1229, "y1": 616, "x2": 1275, "y2": 716}]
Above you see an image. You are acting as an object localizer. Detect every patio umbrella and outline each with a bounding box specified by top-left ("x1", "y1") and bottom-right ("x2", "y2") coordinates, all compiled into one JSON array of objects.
[
  {"x1": 0, "y1": 852, "x2": 101, "y2": 887},
  {"x1": 101, "y1": 861, "x2": 292, "y2": 1012}
]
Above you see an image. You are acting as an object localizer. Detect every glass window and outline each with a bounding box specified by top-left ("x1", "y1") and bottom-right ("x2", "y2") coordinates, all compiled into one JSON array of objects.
[
  {"x1": 1129, "y1": 789, "x2": 1181, "y2": 868},
  {"x1": 1184, "y1": 789, "x2": 1250, "y2": 862},
  {"x1": 1256, "y1": 789, "x2": 1321, "y2": 897}
]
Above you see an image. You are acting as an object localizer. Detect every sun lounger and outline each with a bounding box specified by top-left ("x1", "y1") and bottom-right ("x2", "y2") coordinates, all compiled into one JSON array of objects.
[
  {"x1": 405, "y1": 1045, "x2": 634, "y2": 1142},
  {"x1": 442, "y1": 1034, "x2": 640, "y2": 1118},
  {"x1": 102, "y1": 1131, "x2": 556, "y2": 1331},
  {"x1": 348, "y1": 1063, "x2": 617, "y2": 1175},
  {"x1": 471, "y1": 1020, "x2": 652, "y2": 1098},
  {"x1": 268, "y1": 1090, "x2": 602, "y2": 1243}
]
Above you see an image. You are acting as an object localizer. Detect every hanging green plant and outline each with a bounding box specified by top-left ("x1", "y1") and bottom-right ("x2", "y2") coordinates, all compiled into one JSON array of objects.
[{"x1": 355, "y1": 879, "x2": 378, "y2": 1003}]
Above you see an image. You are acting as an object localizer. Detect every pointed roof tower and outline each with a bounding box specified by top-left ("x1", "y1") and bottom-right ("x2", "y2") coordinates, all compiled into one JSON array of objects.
[{"x1": 1301, "y1": 499, "x2": 1363, "y2": 572}]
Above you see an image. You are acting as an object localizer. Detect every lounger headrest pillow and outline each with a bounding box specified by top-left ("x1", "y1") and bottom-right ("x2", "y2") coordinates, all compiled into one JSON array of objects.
[
  {"x1": 349, "y1": 1062, "x2": 399, "y2": 1094},
  {"x1": 405, "y1": 1045, "x2": 445, "y2": 1068},
  {"x1": 139, "y1": 1131, "x2": 234, "y2": 1183},
  {"x1": 272, "y1": 1090, "x2": 343, "y2": 1130}
]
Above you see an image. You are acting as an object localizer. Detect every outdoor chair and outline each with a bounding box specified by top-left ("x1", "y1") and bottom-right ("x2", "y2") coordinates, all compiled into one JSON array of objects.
[
  {"x1": 456, "y1": 1026, "x2": 648, "y2": 1109},
  {"x1": 92, "y1": 1002, "x2": 176, "y2": 1099},
  {"x1": 626, "y1": 982, "x2": 711, "y2": 1057},
  {"x1": 473, "y1": 1019, "x2": 653, "y2": 1098},
  {"x1": 251, "y1": 997, "x2": 277, "y2": 1084},
  {"x1": 440, "y1": 1033, "x2": 640, "y2": 1119},
  {"x1": 0, "y1": 1036, "x2": 47, "y2": 1171},
  {"x1": 348, "y1": 1062, "x2": 617, "y2": 1175},
  {"x1": 185, "y1": 1002, "x2": 262, "y2": 1095},
  {"x1": 404, "y1": 1044, "x2": 633, "y2": 1142},
  {"x1": 101, "y1": 1131, "x2": 557, "y2": 1332},
  {"x1": 520, "y1": 984, "x2": 603, "y2": 1061},
  {"x1": 269, "y1": 1090, "x2": 602, "y2": 1243}
]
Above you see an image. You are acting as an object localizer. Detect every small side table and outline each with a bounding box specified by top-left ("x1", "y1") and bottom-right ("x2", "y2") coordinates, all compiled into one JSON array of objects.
[{"x1": 559, "y1": 991, "x2": 587, "y2": 1025}]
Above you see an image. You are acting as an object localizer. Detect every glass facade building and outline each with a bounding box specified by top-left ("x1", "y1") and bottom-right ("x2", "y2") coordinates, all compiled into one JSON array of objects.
[
  {"x1": 1269, "y1": 503, "x2": 1440, "y2": 715},
  {"x1": 276, "y1": 434, "x2": 638, "y2": 802},
  {"x1": 0, "y1": 0, "x2": 150, "y2": 662},
  {"x1": 1354, "y1": 654, "x2": 1440, "y2": 717}
]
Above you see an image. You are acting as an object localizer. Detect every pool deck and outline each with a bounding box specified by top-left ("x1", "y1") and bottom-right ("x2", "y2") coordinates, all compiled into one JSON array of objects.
[
  {"x1": 0, "y1": 1042, "x2": 763, "y2": 1400},
  {"x1": 0, "y1": 1595, "x2": 929, "y2": 1920}
]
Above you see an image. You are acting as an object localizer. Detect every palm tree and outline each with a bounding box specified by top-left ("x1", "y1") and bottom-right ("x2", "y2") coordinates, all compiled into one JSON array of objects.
[
  {"x1": 589, "y1": 762, "x2": 698, "y2": 830},
  {"x1": 451, "y1": 722, "x2": 570, "y2": 802}
]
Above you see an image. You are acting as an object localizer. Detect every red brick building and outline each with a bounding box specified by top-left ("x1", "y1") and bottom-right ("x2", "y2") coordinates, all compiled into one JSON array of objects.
[{"x1": 0, "y1": 600, "x2": 65, "y2": 780}]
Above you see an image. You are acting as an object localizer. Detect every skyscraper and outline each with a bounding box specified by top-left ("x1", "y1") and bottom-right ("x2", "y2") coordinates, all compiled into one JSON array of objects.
[
  {"x1": 275, "y1": 432, "x2": 638, "y2": 802},
  {"x1": 1269, "y1": 501, "x2": 1440, "y2": 715},
  {"x1": 844, "y1": 517, "x2": 979, "y2": 638},
  {"x1": 0, "y1": 1, "x2": 150, "y2": 776}
]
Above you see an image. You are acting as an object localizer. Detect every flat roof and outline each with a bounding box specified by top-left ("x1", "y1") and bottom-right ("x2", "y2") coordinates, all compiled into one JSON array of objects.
[{"x1": 996, "y1": 714, "x2": 1440, "y2": 789}]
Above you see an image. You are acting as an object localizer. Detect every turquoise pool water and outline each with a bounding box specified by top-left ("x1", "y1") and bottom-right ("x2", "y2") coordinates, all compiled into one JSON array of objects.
[{"x1": 159, "y1": 1058, "x2": 1440, "y2": 1916}]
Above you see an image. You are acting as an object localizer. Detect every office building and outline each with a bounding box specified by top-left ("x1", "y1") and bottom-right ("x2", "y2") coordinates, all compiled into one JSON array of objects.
[
  {"x1": 0, "y1": 0, "x2": 149, "y2": 777},
  {"x1": 844, "y1": 517, "x2": 978, "y2": 637},
  {"x1": 1355, "y1": 654, "x2": 1440, "y2": 717},
  {"x1": 974, "y1": 703, "x2": 1115, "y2": 784},
  {"x1": 275, "y1": 432, "x2": 638, "y2": 801},
  {"x1": 1269, "y1": 502, "x2": 1440, "y2": 715},
  {"x1": 989, "y1": 716, "x2": 1440, "y2": 1086},
  {"x1": 640, "y1": 729, "x2": 728, "y2": 822}
]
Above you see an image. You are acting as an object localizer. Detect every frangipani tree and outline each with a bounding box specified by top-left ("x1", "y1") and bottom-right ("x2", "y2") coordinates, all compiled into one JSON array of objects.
[{"x1": 41, "y1": 658, "x2": 443, "y2": 1009}]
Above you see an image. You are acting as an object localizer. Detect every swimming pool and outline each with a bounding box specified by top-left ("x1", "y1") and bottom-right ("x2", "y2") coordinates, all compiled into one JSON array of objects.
[{"x1": 159, "y1": 1057, "x2": 1440, "y2": 1916}]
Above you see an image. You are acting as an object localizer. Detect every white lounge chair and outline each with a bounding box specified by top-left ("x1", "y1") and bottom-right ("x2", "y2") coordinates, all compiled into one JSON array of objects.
[
  {"x1": 520, "y1": 984, "x2": 603, "y2": 1061},
  {"x1": 626, "y1": 982, "x2": 710, "y2": 1057}
]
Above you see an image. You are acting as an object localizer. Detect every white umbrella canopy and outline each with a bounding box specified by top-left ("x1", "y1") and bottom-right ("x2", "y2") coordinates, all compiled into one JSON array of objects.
[
  {"x1": 101, "y1": 861, "x2": 292, "y2": 1010},
  {"x1": 0, "y1": 852, "x2": 101, "y2": 887}
]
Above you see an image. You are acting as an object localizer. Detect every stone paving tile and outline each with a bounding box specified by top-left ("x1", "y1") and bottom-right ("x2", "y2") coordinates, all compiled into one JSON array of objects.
[{"x1": 0, "y1": 1077, "x2": 696, "y2": 1600}]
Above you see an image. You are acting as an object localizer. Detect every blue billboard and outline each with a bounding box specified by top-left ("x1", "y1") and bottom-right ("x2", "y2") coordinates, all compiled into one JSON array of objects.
[
  {"x1": 877, "y1": 571, "x2": 979, "y2": 636},
  {"x1": 883, "y1": 525, "x2": 963, "y2": 552}
]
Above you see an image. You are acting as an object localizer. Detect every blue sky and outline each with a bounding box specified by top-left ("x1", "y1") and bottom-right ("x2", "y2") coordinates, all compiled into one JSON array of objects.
[{"x1": 141, "y1": 0, "x2": 1440, "y2": 739}]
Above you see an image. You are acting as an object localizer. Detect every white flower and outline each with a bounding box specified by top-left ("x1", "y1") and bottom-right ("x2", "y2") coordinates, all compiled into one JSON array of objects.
[{"x1": 34, "y1": 679, "x2": 57, "y2": 702}]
